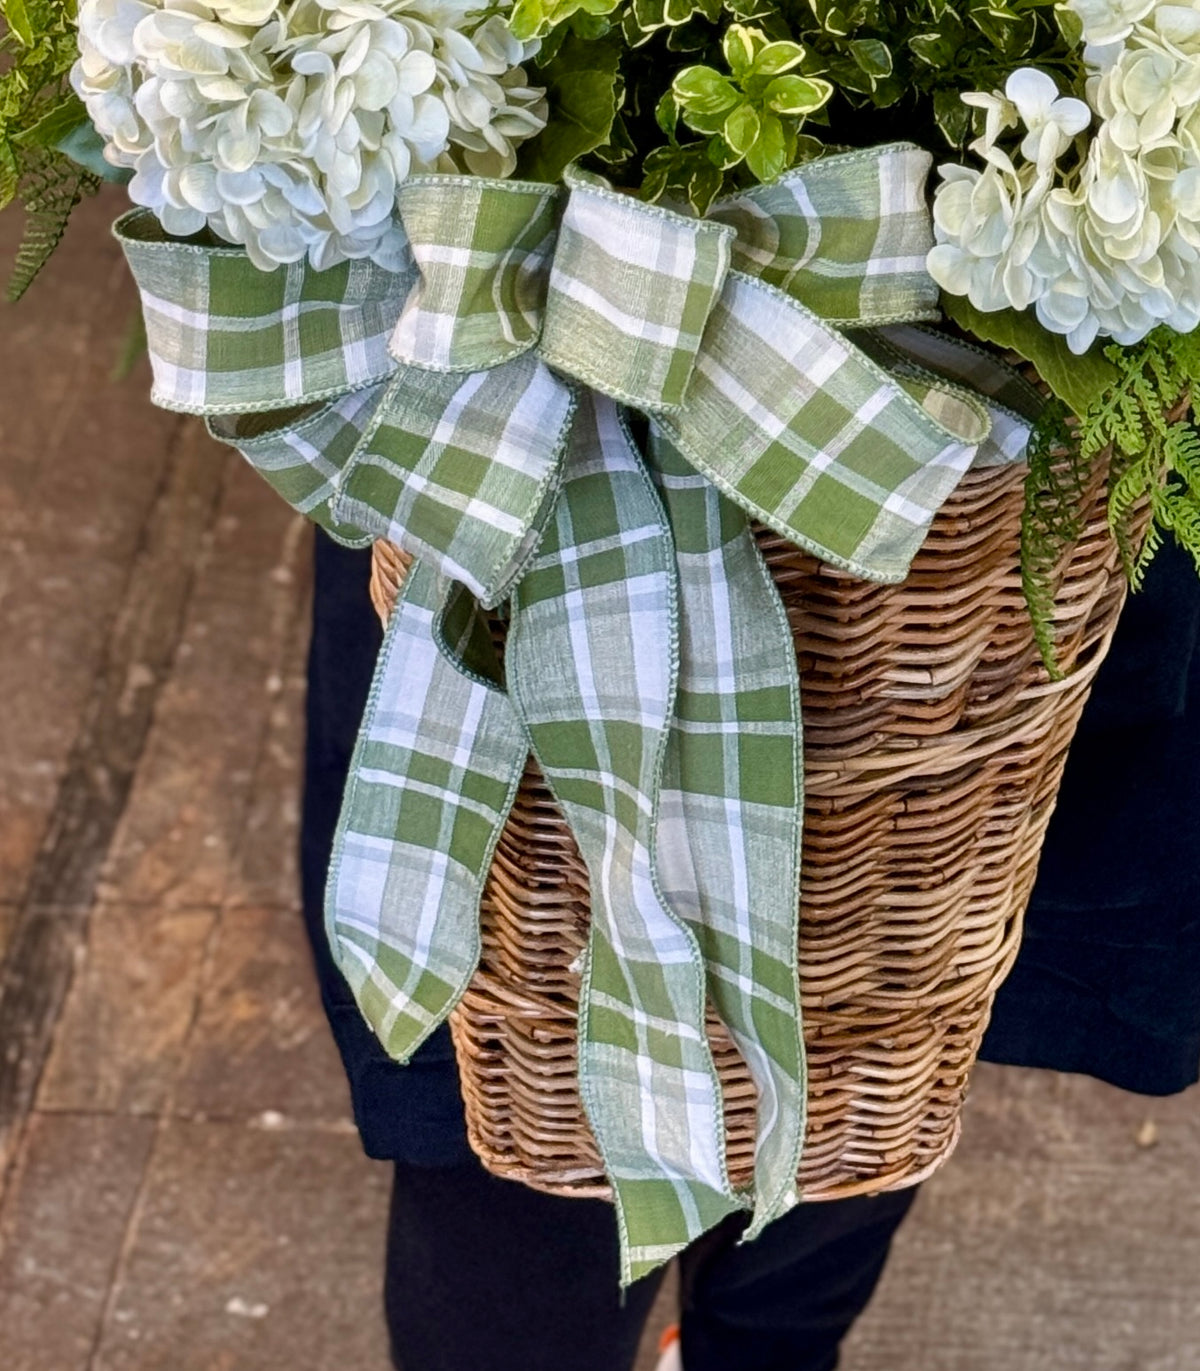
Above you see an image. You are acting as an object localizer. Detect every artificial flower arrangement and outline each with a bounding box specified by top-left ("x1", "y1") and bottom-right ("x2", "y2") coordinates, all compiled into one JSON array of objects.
[{"x1": 5, "y1": 0, "x2": 1200, "y2": 1282}]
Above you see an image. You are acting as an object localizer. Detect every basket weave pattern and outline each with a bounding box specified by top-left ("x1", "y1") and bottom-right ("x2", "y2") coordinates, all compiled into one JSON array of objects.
[{"x1": 369, "y1": 456, "x2": 1124, "y2": 1201}]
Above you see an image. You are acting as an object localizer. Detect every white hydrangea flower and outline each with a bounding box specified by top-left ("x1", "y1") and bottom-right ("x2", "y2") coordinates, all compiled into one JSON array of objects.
[
  {"x1": 75, "y1": 0, "x2": 156, "y2": 66},
  {"x1": 927, "y1": 156, "x2": 1052, "y2": 314},
  {"x1": 210, "y1": 0, "x2": 281, "y2": 20},
  {"x1": 930, "y1": 10, "x2": 1200, "y2": 354},
  {"x1": 72, "y1": 0, "x2": 548, "y2": 271},
  {"x1": 1004, "y1": 67, "x2": 1091, "y2": 168},
  {"x1": 1095, "y1": 40, "x2": 1200, "y2": 148},
  {"x1": 1020, "y1": 128, "x2": 1200, "y2": 350},
  {"x1": 422, "y1": 6, "x2": 549, "y2": 177},
  {"x1": 1029, "y1": 219, "x2": 1103, "y2": 353},
  {"x1": 1147, "y1": 2, "x2": 1200, "y2": 55},
  {"x1": 960, "y1": 88, "x2": 1019, "y2": 151},
  {"x1": 1065, "y1": 0, "x2": 1158, "y2": 48}
]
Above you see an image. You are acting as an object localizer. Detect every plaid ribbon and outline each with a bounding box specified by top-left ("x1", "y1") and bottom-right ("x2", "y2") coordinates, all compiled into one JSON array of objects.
[{"x1": 117, "y1": 143, "x2": 1031, "y2": 1284}]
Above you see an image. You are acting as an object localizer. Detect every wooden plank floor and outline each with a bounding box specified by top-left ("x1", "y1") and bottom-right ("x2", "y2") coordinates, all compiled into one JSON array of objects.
[{"x1": 1, "y1": 187, "x2": 1198, "y2": 1371}]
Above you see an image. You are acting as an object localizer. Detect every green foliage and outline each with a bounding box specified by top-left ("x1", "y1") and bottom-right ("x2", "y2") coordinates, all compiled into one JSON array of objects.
[
  {"x1": 1085, "y1": 329, "x2": 1200, "y2": 588},
  {"x1": 510, "y1": 0, "x2": 622, "y2": 41},
  {"x1": 56, "y1": 115, "x2": 131, "y2": 180},
  {"x1": 1, "y1": 0, "x2": 99, "y2": 299},
  {"x1": 940, "y1": 293, "x2": 1117, "y2": 421},
  {"x1": 1020, "y1": 330, "x2": 1200, "y2": 674},
  {"x1": 668, "y1": 26, "x2": 831, "y2": 186},
  {"x1": 520, "y1": 0, "x2": 1080, "y2": 211},
  {"x1": 620, "y1": 0, "x2": 723, "y2": 49},
  {"x1": 516, "y1": 29, "x2": 624, "y2": 182},
  {"x1": 0, "y1": 0, "x2": 1087, "y2": 285},
  {"x1": 1019, "y1": 401, "x2": 1089, "y2": 680},
  {"x1": 514, "y1": 0, "x2": 1200, "y2": 668},
  {"x1": 3, "y1": 0, "x2": 1196, "y2": 662},
  {"x1": 6, "y1": 141, "x2": 91, "y2": 298}
]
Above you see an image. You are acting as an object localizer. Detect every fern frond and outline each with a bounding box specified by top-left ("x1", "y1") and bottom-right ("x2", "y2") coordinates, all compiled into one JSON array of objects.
[
  {"x1": 1071, "y1": 330, "x2": 1200, "y2": 590},
  {"x1": 1, "y1": 0, "x2": 95, "y2": 291},
  {"x1": 1167, "y1": 422, "x2": 1200, "y2": 496},
  {"x1": 1020, "y1": 400, "x2": 1086, "y2": 679},
  {"x1": 1021, "y1": 326, "x2": 1200, "y2": 668},
  {"x1": 1107, "y1": 446, "x2": 1151, "y2": 523},
  {"x1": 7, "y1": 148, "x2": 97, "y2": 300},
  {"x1": 1154, "y1": 444, "x2": 1200, "y2": 579},
  {"x1": 1129, "y1": 514, "x2": 1162, "y2": 591}
]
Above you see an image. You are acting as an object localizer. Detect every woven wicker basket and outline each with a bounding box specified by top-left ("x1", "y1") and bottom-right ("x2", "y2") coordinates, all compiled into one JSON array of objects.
[{"x1": 369, "y1": 451, "x2": 1125, "y2": 1202}]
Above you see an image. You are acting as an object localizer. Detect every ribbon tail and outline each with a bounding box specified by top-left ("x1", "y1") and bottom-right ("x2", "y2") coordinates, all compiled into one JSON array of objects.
[
  {"x1": 507, "y1": 392, "x2": 739, "y2": 1286},
  {"x1": 326, "y1": 560, "x2": 528, "y2": 1062},
  {"x1": 208, "y1": 382, "x2": 387, "y2": 546},
  {"x1": 648, "y1": 429, "x2": 807, "y2": 1240}
]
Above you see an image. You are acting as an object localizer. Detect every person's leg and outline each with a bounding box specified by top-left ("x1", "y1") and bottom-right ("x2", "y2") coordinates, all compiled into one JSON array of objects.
[
  {"x1": 385, "y1": 1157, "x2": 666, "y2": 1371},
  {"x1": 676, "y1": 1187, "x2": 918, "y2": 1371}
]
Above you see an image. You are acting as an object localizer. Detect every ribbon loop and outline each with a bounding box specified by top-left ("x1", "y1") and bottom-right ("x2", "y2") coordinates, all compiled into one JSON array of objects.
[
  {"x1": 208, "y1": 381, "x2": 384, "y2": 544},
  {"x1": 657, "y1": 271, "x2": 990, "y2": 581},
  {"x1": 389, "y1": 177, "x2": 561, "y2": 372},
  {"x1": 390, "y1": 166, "x2": 739, "y2": 415},
  {"x1": 333, "y1": 354, "x2": 577, "y2": 605},
  {"x1": 709, "y1": 145, "x2": 942, "y2": 327},
  {"x1": 540, "y1": 168, "x2": 735, "y2": 413},
  {"x1": 859, "y1": 323, "x2": 1041, "y2": 468},
  {"x1": 115, "y1": 208, "x2": 410, "y2": 414}
]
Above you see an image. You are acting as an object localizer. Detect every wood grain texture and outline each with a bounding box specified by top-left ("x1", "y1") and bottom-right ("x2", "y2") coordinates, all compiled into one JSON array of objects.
[
  {"x1": 98, "y1": 460, "x2": 308, "y2": 911},
  {"x1": 173, "y1": 904, "x2": 354, "y2": 1127},
  {"x1": 37, "y1": 905, "x2": 217, "y2": 1116},
  {"x1": 0, "y1": 191, "x2": 180, "y2": 903}
]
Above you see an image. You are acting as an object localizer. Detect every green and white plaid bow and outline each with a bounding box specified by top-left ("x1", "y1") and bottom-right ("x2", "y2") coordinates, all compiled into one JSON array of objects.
[{"x1": 117, "y1": 142, "x2": 1032, "y2": 1283}]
